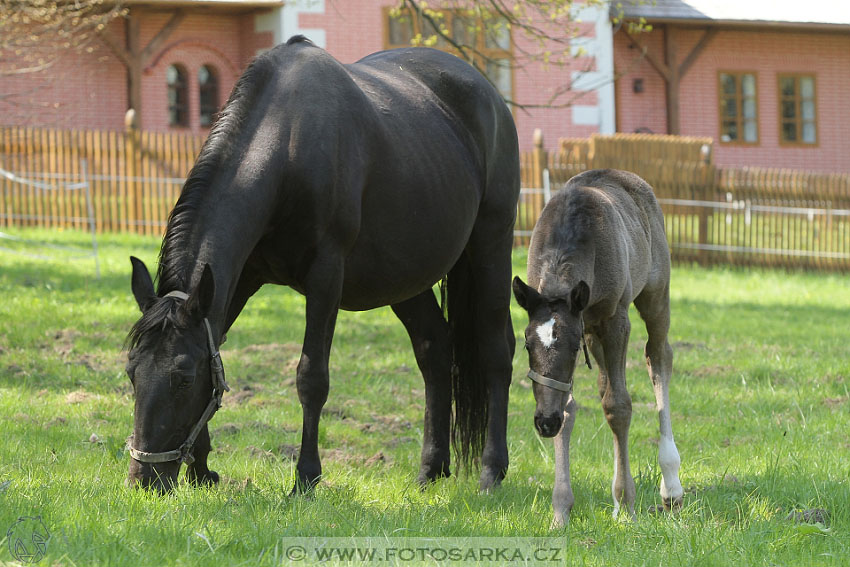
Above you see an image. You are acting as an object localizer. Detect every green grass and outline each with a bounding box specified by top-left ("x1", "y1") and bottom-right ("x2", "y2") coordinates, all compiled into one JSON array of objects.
[{"x1": 1, "y1": 227, "x2": 849, "y2": 566}]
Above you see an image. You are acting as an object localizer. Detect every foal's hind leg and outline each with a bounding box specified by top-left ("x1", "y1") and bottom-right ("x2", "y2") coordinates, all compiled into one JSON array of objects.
[
  {"x1": 391, "y1": 291, "x2": 452, "y2": 484},
  {"x1": 635, "y1": 286, "x2": 684, "y2": 510}
]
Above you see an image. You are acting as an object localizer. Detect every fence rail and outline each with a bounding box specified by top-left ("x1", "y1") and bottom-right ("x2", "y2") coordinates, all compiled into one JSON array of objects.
[
  {"x1": 2, "y1": 126, "x2": 850, "y2": 271},
  {"x1": 517, "y1": 133, "x2": 850, "y2": 271}
]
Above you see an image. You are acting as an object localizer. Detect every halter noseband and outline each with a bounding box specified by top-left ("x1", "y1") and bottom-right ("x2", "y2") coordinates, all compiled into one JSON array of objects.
[
  {"x1": 526, "y1": 317, "x2": 593, "y2": 394},
  {"x1": 128, "y1": 290, "x2": 230, "y2": 466}
]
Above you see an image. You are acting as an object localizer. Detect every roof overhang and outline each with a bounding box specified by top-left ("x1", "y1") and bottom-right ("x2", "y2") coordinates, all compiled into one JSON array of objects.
[{"x1": 617, "y1": 0, "x2": 850, "y2": 32}]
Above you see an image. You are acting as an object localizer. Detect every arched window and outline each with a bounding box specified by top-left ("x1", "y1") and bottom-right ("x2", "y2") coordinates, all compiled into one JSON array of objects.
[
  {"x1": 199, "y1": 65, "x2": 219, "y2": 127},
  {"x1": 167, "y1": 64, "x2": 188, "y2": 127}
]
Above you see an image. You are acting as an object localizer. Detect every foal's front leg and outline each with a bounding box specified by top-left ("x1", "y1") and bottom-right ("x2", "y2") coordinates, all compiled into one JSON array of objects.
[
  {"x1": 596, "y1": 308, "x2": 636, "y2": 520},
  {"x1": 552, "y1": 395, "x2": 577, "y2": 527},
  {"x1": 292, "y1": 257, "x2": 343, "y2": 494}
]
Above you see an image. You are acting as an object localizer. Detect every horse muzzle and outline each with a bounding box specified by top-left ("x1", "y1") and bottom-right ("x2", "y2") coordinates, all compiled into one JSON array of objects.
[
  {"x1": 127, "y1": 459, "x2": 180, "y2": 494},
  {"x1": 534, "y1": 411, "x2": 563, "y2": 438}
]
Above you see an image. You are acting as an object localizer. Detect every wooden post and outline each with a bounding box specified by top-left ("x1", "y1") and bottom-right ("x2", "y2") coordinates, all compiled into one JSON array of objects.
[
  {"x1": 532, "y1": 128, "x2": 547, "y2": 189},
  {"x1": 664, "y1": 25, "x2": 681, "y2": 135}
]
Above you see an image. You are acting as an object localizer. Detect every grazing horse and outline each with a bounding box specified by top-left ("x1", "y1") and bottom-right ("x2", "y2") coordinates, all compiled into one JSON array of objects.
[
  {"x1": 125, "y1": 36, "x2": 519, "y2": 494},
  {"x1": 513, "y1": 169, "x2": 683, "y2": 525}
]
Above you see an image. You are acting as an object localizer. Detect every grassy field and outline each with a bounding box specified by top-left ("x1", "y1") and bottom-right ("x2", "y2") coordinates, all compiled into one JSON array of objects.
[{"x1": 0, "y1": 227, "x2": 848, "y2": 566}]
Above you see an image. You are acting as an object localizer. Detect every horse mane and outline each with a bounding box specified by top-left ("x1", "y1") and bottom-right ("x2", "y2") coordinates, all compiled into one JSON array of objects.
[
  {"x1": 127, "y1": 51, "x2": 282, "y2": 349},
  {"x1": 155, "y1": 53, "x2": 275, "y2": 295}
]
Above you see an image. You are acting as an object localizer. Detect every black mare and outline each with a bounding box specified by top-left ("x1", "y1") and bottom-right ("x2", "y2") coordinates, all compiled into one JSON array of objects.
[{"x1": 125, "y1": 36, "x2": 519, "y2": 494}]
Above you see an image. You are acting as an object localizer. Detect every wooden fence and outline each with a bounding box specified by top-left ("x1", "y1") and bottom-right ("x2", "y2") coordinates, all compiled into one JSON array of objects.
[
  {"x1": 518, "y1": 132, "x2": 850, "y2": 271},
  {"x1": 0, "y1": 126, "x2": 203, "y2": 235},
  {"x1": 2, "y1": 126, "x2": 850, "y2": 271}
]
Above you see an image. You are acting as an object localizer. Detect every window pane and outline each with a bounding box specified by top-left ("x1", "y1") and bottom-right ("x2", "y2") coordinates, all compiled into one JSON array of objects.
[
  {"x1": 167, "y1": 65, "x2": 178, "y2": 84},
  {"x1": 389, "y1": 13, "x2": 414, "y2": 45},
  {"x1": 802, "y1": 122, "x2": 816, "y2": 143},
  {"x1": 720, "y1": 74, "x2": 736, "y2": 95},
  {"x1": 199, "y1": 66, "x2": 210, "y2": 85},
  {"x1": 743, "y1": 99, "x2": 756, "y2": 119},
  {"x1": 779, "y1": 77, "x2": 795, "y2": 97},
  {"x1": 781, "y1": 100, "x2": 796, "y2": 119},
  {"x1": 741, "y1": 74, "x2": 756, "y2": 97},
  {"x1": 485, "y1": 59, "x2": 512, "y2": 100},
  {"x1": 800, "y1": 77, "x2": 814, "y2": 98},
  {"x1": 801, "y1": 100, "x2": 815, "y2": 120},
  {"x1": 721, "y1": 121, "x2": 738, "y2": 141},
  {"x1": 743, "y1": 120, "x2": 757, "y2": 142},
  {"x1": 484, "y1": 19, "x2": 510, "y2": 49},
  {"x1": 782, "y1": 122, "x2": 797, "y2": 142},
  {"x1": 451, "y1": 15, "x2": 476, "y2": 45},
  {"x1": 722, "y1": 98, "x2": 737, "y2": 118},
  {"x1": 421, "y1": 14, "x2": 448, "y2": 47}
]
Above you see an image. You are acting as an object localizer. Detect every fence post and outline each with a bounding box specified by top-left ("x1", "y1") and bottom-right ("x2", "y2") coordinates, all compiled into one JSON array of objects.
[
  {"x1": 532, "y1": 129, "x2": 547, "y2": 189},
  {"x1": 125, "y1": 110, "x2": 141, "y2": 234}
]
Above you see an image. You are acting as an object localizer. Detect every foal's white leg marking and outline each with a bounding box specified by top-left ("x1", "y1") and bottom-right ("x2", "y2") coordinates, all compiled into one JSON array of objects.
[
  {"x1": 658, "y1": 435, "x2": 683, "y2": 502},
  {"x1": 655, "y1": 383, "x2": 684, "y2": 505},
  {"x1": 536, "y1": 317, "x2": 556, "y2": 348},
  {"x1": 611, "y1": 459, "x2": 620, "y2": 518}
]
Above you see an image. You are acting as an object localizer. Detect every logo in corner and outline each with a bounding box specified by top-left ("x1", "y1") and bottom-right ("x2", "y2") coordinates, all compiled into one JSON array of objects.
[{"x1": 6, "y1": 516, "x2": 50, "y2": 564}]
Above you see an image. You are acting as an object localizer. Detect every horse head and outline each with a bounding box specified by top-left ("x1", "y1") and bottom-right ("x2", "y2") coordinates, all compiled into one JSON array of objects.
[
  {"x1": 513, "y1": 276, "x2": 589, "y2": 438},
  {"x1": 125, "y1": 257, "x2": 224, "y2": 493}
]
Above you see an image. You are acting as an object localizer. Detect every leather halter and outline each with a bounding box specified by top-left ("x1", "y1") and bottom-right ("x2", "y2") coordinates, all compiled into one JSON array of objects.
[
  {"x1": 526, "y1": 317, "x2": 592, "y2": 394},
  {"x1": 128, "y1": 291, "x2": 230, "y2": 465}
]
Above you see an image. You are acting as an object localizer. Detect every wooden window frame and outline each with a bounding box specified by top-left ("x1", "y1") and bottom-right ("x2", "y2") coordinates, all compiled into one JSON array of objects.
[
  {"x1": 717, "y1": 70, "x2": 759, "y2": 146},
  {"x1": 167, "y1": 63, "x2": 189, "y2": 129},
  {"x1": 777, "y1": 73, "x2": 818, "y2": 147},
  {"x1": 383, "y1": 6, "x2": 514, "y2": 103}
]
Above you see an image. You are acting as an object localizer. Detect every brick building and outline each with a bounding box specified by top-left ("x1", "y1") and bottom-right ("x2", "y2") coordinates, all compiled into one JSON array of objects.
[{"x1": 1, "y1": 0, "x2": 848, "y2": 171}]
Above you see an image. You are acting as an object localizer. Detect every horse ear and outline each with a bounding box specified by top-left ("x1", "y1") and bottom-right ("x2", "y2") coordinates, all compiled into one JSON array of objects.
[
  {"x1": 186, "y1": 264, "x2": 215, "y2": 321},
  {"x1": 512, "y1": 276, "x2": 536, "y2": 311},
  {"x1": 570, "y1": 281, "x2": 590, "y2": 315},
  {"x1": 130, "y1": 256, "x2": 156, "y2": 312}
]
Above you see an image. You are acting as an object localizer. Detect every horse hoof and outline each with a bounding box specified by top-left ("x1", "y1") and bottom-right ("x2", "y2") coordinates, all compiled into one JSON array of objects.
[
  {"x1": 186, "y1": 469, "x2": 219, "y2": 487},
  {"x1": 417, "y1": 465, "x2": 450, "y2": 487},
  {"x1": 663, "y1": 495, "x2": 683, "y2": 512},
  {"x1": 289, "y1": 476, "x2": 320, "y2": 497},
  {"x1": 478, "y1": 469, "x2": 505, "y2": 493}
]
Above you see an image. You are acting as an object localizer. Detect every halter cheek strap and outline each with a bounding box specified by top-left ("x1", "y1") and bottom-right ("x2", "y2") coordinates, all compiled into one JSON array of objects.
[{"x1": 128, "y1": 290, "x2": 230, "y2": 466}]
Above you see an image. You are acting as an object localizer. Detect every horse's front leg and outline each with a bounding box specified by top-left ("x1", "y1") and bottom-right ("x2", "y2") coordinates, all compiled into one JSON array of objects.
[
  {"x1": 552, "y1": 395, "x2": 577, "y2": 527},
  {"x1": 184, "y1": 424, "x2": 219, "y2": 486},
  {"x1": 596, "y1": 307, "x2": 636, "y2": 520},
  {"x1": 292, "y1": 257, "x2": 343, "y2": 494}
]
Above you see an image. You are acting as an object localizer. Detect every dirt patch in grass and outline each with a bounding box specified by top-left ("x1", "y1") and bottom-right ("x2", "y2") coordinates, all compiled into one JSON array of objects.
[
  {"x1": 66, "y1": 390, "x2": 96, "y2": 404},
  {"x1": 823, "y1": 396, "x2": 848, "y2": 409},
  {"x1": 691, "y1": 365, "x2": 735, "y2": 378}
]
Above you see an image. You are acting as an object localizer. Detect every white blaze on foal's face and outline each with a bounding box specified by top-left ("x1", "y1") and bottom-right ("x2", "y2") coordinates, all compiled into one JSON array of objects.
[{"x1": 536, "y1": 317, "x2": 557, "y2": 348}]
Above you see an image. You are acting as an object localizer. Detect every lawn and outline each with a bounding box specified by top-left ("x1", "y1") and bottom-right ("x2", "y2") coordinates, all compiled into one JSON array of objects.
[{"x1": 0, "y1": 227, "x2": 848, "y2": 566}]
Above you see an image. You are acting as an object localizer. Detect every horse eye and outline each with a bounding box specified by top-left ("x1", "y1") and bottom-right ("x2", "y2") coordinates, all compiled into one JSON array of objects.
[{"x1": 172, "y1": 371, "x2": 196, "y2": 389}]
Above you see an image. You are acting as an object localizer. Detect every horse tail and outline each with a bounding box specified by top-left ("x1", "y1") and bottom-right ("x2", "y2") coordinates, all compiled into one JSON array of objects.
[{"x1": 447, "y1": 251, "x2": 487, "y2": 470}]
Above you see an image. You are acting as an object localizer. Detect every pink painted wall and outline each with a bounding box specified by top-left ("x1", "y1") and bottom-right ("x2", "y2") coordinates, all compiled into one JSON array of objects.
[
  {"x1": 0, "y1": 9, "x2": 274, "y2": 134},
  {"x1": 614, "y1": 26, "x2": 850, "y2": 172},
  {"x1": 298, "y1": 0, "x2": 599, "y2": 151}
]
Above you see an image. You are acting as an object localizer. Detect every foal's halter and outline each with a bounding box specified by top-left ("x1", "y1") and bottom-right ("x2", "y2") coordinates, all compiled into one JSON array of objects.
[
  {"x1": 526, "y1": 317, "x2": 593, "y2": 394},
  {"x1": 128, "y1": 291, "x2": 230, "y2": 466}
]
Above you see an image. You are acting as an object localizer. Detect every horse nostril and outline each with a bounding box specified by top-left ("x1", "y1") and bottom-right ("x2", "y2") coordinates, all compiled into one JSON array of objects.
[{"x1": 534, "y1": 413, "x2": 563, "y2": 438}]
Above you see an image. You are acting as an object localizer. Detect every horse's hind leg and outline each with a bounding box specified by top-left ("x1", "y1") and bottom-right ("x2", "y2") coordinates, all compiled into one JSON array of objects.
[
  {"x1": 391, "y1": 291, "x2": 452, "y2": 484},
  {"x1": 464, "y1": 227, "x2": 514, "y2": 491},
  {"x1": 635, "y1": 286, "x2": 684, "y2": 510}
]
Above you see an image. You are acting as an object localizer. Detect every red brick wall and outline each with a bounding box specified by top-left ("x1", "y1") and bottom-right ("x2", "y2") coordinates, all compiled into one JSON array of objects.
[
  {"x1": 0, "y1": 10, "x2": 274, "y2": 134},
  {"x1": 298, "y1": 0, "x2": 600, "y2": 151},
  {"x1": 615, "y1": 26, "x2": 850, "y2": 172}
]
